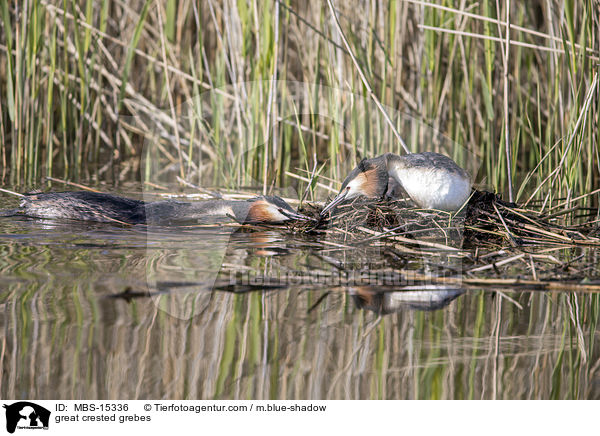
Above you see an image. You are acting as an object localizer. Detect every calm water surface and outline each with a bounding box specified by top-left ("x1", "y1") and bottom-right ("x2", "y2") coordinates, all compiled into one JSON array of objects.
[{"x1": 0, "y1": 194, "x2": 598, "y2": 399}]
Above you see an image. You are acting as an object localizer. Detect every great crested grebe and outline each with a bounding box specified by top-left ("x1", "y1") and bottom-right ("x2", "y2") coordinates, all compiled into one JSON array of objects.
[
  {"x1": 321, "y1": 152, "x2": 471, "y2": 214},
  {"x1": 4, "y1": 191, "x2": 310, "y2": 225}
]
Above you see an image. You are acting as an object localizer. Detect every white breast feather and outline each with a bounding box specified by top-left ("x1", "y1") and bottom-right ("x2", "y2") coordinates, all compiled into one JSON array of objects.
[{"x1": 395, "y1": 167, "x2": 470, "y2": 211}]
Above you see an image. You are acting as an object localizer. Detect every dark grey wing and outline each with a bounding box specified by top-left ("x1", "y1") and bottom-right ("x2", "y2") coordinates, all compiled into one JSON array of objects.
[
  {"x1": 414, "y1": 152, "x2": 470, "y2": 178},
  {"x1": 20, "y1": 192, "x2": 146, "y2": 223}
]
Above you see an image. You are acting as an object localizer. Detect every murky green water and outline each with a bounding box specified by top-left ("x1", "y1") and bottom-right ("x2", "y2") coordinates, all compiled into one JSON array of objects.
[{"x1": 0, "y1": 193, "x2": 599, "y2": 399}]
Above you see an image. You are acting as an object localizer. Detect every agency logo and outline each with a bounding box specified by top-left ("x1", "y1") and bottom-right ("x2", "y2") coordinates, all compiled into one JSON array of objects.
[{"x1": 2, "y1": 402, "x2": 50, "y2": 434}]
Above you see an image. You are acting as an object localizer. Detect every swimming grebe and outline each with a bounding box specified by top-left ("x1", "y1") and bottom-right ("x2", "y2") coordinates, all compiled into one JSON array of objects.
[
  {"x1": 321, "y1": 152, "x2": 471, "y2": 214},
  {"x1": 9, "y1": 191, "x2": 310, "y2": 225}
]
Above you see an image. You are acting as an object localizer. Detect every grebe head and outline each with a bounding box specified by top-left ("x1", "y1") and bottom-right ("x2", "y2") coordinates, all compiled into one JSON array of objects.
[
  {"x1": 241, "y1": 196, "x2": 312, "y2": 224},
  {"x1": 320, "y1": 155, "x2": 389, "y2": 215}
]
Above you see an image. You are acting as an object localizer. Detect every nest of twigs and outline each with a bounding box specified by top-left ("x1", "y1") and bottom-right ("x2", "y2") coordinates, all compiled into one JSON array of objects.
[{"x1": 291, "y1": 190, "x2": 600, "y2": 249}]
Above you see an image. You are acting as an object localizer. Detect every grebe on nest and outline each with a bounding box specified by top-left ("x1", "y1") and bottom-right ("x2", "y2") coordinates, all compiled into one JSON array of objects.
[
  {"x1": 321, "y1": 152, "x2": 471, "y2": 215},
  {"x1": 3, "y1": 191, "x2": 310, "y2": 225}
]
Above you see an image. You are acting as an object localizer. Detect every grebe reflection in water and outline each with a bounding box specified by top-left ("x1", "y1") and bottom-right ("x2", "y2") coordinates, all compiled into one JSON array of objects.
[{"x1": 352, "y1": 286, "x2": 465, "y2": 314}]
